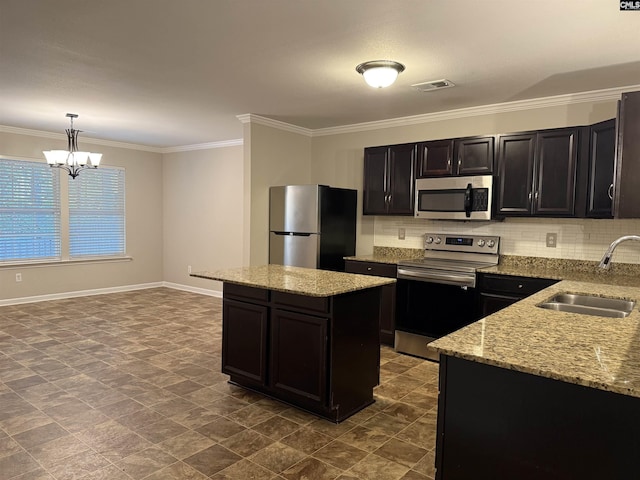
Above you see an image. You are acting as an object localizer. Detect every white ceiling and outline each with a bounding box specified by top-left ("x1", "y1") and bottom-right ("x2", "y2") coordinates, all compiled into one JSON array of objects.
[{"x1": 2, "y1": 0, "x2": 639, "y2": 149}]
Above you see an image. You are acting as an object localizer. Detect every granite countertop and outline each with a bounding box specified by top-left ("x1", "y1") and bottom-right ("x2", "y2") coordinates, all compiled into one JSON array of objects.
[
  {"x1": 430, "y1": 279, "x2": 640, "y2": 399},
  {"x1": 191, "y1": 264, "x2": 396, "y2": 297},
  {"x1": 345, "y1": 246, "x2": 424, "y2": 264}
]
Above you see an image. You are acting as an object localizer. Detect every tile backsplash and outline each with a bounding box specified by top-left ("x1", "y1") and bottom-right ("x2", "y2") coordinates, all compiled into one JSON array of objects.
[{"x1": 374, "y1": 217, "x2": 640, "y2": 264}]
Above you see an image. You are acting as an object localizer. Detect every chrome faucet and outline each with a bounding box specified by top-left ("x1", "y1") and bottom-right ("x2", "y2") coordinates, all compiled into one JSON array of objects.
[{"x1": 598, "y1": 235, "x2": 640, "y2": 269}]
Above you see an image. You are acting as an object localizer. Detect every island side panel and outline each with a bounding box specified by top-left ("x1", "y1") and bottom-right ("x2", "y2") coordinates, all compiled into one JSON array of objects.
[
  {"x1": 330, "y1": 286, "x2": 381, "y2": 420},
  {"x1": 436, "y1": 355, "x2": 640, "y2": 479}
]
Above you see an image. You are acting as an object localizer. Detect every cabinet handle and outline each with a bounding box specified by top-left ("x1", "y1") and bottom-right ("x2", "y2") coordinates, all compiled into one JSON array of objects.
[
  {"x1": 518, "y1": 284, "x2": 523, "y2": 289},
  {"x1": 458, "y1": 156, "x2": 462, "y2": 169},
  {"x1": 367, "y1": 267, "x2": 372, "y2": 271},
  {"x1": 388, "y1": 194, "x2": 392, "y2": 204},
  {"x1": 534, "y1": 191, "x2": 539, "y2": 200},
  {"x1": 608, "y1": 183, "x2": 614, "y2": 200},
  {"x1": 528, "y1": 192, "x2": 532, "y2": 201}
]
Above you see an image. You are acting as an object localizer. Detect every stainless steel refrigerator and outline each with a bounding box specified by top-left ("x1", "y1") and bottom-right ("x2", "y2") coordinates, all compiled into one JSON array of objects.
[{"x1": 269, "y1": 185, "x2": 357, "y2": 271}]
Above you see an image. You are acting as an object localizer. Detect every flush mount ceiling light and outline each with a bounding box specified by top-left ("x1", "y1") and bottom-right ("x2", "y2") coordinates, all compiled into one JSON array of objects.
[
  {"x1": 43, "y1": 113, "x2": 102, "y2": 179},
  {"x1": 356, "y1": 60, "x2": 405, "y2": 88}
]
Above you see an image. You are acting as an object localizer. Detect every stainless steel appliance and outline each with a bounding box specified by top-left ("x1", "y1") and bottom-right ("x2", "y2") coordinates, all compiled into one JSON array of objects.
[
  {"x1": 415, "y1": 175, "x2": 493, "y2": 220},
  {"x1": 395, "y1": 232, "x2": 500, "y2": 361},
  {"x1": 269, "y1": 185, "x2": 356, "y2": 271}
]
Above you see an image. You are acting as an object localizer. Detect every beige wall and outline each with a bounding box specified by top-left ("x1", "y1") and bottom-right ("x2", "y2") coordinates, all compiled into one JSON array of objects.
[
  {"x1": 0, "y1": 131, "x2": 163, "y2": 302},
  {"x1": 246, "y1": 122, "x2": 312, "y2": 265},
  {"x1": 162, "y1": 145, "x2": 244, "y2": 294}
]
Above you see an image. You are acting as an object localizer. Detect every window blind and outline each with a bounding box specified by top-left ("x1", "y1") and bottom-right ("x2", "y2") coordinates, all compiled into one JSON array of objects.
[
  {"x1": 68, "y1": 167, "x2": 125, "y2": 258},
  {"x1": 0, "y1": 159, "x2": 61, "y2": 262}
]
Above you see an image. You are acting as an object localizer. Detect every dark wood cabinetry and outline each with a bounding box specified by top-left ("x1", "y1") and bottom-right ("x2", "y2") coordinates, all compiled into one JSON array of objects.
[
  {"x1": 496, "y1": 127, "x2": 579, "y2": 216},
  {"x1": 586, "y1": 118, "x2": 616, "y2": 218},
  {"x1": 344, "y1": 260, "x2": 397, "y2": 346},
  {"x1": 417, "y1": 136, "x2": 494, "y2": 178},
  {"x1": 614, "y1": 91, "x2": 640, "y2": 218},
  {"x1": 363, "y1": 144, "x2": 416, "y2": 215},
  {"x1": 417, "y1": 139, "x2": 454, "y2": 177},
  {"x1": 436, "y1": 355, "x2": 640, "y2": 479},
  {"x1": 477, "y1": 273, "x2": 557, "y2": 318},
  {"x1": 221, "y1": 282, "x2": 382, "y2": 422}
]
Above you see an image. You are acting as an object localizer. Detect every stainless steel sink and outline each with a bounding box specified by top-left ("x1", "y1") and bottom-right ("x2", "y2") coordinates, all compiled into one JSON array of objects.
[{"x1": 537, "y1": 293, "x2": 636, "y2": 318}]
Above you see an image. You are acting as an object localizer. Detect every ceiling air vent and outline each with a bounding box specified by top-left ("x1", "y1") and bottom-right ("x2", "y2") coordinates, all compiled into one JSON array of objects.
[{"x1": 411, "y1": 79, "x2": 455, "y2": 92}]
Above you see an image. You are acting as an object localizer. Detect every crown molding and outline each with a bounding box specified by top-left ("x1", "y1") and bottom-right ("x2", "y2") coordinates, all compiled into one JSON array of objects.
[
  {"x1": 311, "y1": 85, "x2": 640, "y2": 137},
  {"x1": 236, "y1": 114, "x2": 313, "y2": 137},
  {"x1": 161, "y1": 139, "x2": 243, "y2": 153},
  {"x1": 0, "y1": 125, "x2": 164, "y2": 152}
]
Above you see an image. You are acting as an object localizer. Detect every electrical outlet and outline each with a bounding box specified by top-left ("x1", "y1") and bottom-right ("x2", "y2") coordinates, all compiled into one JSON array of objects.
[
  {"x1": 188, "y1": 265, "x2": 192, "y2": 274},
  {"x1": 546, "y1": 233, "x2": 557, "y2": 248},
  {"x1": 398, "y1": 228, "x2": 406, "y2": 240},
  {"x1": 15, "y1": 273, "x2": 22, "y2": 282}
]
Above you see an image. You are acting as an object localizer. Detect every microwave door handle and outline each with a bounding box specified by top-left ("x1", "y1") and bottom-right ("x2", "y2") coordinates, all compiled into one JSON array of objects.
[{"x1": 464, "y1": 183, "x2": 473, "y2": 218}]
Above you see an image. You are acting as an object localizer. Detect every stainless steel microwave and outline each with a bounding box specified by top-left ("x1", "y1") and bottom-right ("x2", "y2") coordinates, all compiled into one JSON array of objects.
[{"x1": 415, "y1": 175, "x2": 493, "y2": 220}]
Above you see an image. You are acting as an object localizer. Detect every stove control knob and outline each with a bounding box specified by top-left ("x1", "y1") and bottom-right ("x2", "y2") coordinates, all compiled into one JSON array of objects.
[
  {"x1": 426, "y1": 236, "x2": 434, "y2": 244},
  {"x1": 477, "y1": 239, "x2": 486, "y2": 247},
  {"x1": 434, "y1": 236, "x2": 442, "y2": 244},
  {"x1": 487, "y1": 239, "x2": 496, "y2": 248}
]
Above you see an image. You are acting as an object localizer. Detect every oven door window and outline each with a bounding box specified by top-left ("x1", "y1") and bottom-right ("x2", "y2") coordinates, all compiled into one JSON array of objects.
[
  {"x1": 417, "y1": 189, "x2": 466, "y2": 213},
  {"x1": 396, "y1": 279, "x2": 478, "y2": 338}
]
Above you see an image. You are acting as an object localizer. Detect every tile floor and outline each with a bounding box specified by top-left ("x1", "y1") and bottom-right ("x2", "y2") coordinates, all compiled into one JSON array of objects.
[{"x1": 0, "y1": 288, "x2": 440, "y2": 479}]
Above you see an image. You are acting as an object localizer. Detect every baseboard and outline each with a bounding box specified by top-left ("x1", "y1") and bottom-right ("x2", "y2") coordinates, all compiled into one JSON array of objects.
[
  {"x1": 0, "y1": 282, "x2": 166, "y2": 306},
  {"x1": 162, "y1": 282, "x2": 222, "y2": 298}
]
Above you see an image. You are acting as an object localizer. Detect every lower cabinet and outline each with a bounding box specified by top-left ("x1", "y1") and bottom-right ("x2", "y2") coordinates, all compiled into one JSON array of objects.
[
  {"x1": 344, "y1": 260, "x2": 397, "y2": 346},
  {"x1": 221, "y1": 282, "x2": 381, "y2": 422},
  {"x1": 477, "y1": 273, "x2": 558, "y2": 317}
]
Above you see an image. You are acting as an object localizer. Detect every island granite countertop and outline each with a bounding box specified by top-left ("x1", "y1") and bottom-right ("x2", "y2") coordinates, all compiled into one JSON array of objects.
[
  {"x1": 430, "y1": 278, "x2": 640, "y2": 399},
  {"x1": 192, "y1": 264, "x2": 396, "y2": 297}
]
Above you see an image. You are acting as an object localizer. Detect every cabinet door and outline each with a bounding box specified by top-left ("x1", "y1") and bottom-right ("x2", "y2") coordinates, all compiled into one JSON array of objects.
[
  {"x1": 363, "y1": 146, "x2": 389, "y2": 215},
  {"x1": 534, "y1": 127, "x2": 578, "y2": 216},
  {"x1": 455, "y1": 136, "x2": 494, "y2": 175},
  {"x1": 496, "y1": 133, "x2": 536, "y2": 215},
  {"x1": 387, "y1": 144, "x2": 416, "y2": 215},
  {"x1": 222, "y1": 298, "x2": 268, "y2": 385},
  {"x1": 587, "y1": 119, "x2": 615, "y2": 218},
  {"x1": 270, "y1": 309, "x2": 327, "y2": 404},
  {"x1": 613, "y1": 91, "x2": 640, "y2": 218},
  {"x1": 417, "y1": 140, "x2": 454, "y2": 177},
  {"x1": 478, "y1": 293, "x2": 520, "y2": 318}
]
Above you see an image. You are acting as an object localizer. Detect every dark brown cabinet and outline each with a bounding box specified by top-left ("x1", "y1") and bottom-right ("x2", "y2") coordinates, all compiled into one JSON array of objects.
[
  {"x1": 417, "y1": 139, "x2": 454, "y2": 177},
  {"x1": 221, "y1": 282, "x2": 382, "y2": 422},
  {"x1": 586, "y1": 118, "x2": 616, "y2": 218},
  {"x1": 477, "y1": 273, "x2": 557, "y2": 318},
  {"x1": 496, "y1": 127, "x2": 579, "y2": 216},
  {"x1": 417, "y1": 136, "x2": 494, "y2": 178},
  {"x1": 614, "y1": 91, "x2": 640, "y2": 218},
  {"x1": 363, "y1": 144, "x2": 416, "y2": 215},
  {"x1": 344, "y1": 260, "x2": 397, "y2": 346}
]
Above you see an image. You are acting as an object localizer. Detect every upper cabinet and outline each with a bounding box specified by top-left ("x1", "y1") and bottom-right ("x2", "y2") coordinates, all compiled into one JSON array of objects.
[
  {"x1": 417, "y1": 135, "x2": 494, "y2": 178},
  {"x1": 496, "y1": 127, "x2": 579, "y2": 217},
  {"x1": 585, "y1": 119, "x2": 616, "y2": 218},
  {"x1": 613, "y1": 91, "x2": 640, "y2": 218},
  {"x1": 363, "y1": 143, "x2": 416, "y2": 216}
]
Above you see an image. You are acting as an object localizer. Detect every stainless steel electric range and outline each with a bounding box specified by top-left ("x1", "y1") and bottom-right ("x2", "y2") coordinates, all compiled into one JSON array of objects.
[{"x1": 395, "y1": 232, "x2": 500, "y2": 361}]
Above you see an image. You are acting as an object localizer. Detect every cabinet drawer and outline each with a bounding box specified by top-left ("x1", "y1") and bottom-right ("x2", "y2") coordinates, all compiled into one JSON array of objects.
[
  {"x1": 224, "y1": 283, "x2": 269, "y2": 303},
  {"x1": 478, "y1": 273, "x2": 557, "y2": 297},
  {"x1": 272, "y1": 291, "x2": 329, "y2": 315},
  {"x1": 345, "y1": 261, "x2": 397, "y2": 278}
]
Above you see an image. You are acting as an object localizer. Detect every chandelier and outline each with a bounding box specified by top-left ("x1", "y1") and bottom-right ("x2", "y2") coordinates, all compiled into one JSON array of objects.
[{"x1": 43, "y1": 113, "x2": 102, "y2": 179}]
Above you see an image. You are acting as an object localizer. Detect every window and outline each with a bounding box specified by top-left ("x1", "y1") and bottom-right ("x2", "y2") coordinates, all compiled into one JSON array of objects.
[
  {"x1": 0, "y1": 159, "x2": 61, "y2": 262},
  {"x1": 0, "y1": 158, "x2": 125, "y2": 264},
  {"x1": 69, "y1": 167, "x2": 125, "y2": 258}
]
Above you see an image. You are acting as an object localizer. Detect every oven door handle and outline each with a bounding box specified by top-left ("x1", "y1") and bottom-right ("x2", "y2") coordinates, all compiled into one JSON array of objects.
[{"x1": 397, "y1": 268, "x2": 476, "y2": 288}]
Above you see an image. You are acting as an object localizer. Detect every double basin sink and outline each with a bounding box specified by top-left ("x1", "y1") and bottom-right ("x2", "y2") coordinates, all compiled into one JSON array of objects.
[{"x1": 538, "y1": 293, "x2": 636, "y2": 318}]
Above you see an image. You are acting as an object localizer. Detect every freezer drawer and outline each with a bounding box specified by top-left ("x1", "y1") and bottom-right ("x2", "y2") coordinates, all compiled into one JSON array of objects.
[{"x1": 269, "y1": 232, "x2": 320, "y2": 268}]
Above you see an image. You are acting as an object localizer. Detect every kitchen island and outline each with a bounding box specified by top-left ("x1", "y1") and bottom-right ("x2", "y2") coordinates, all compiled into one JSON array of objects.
[
  {"x1": 429, "y1": 278, "x2": 640, "y2": 479},
  {"x1": 192, "y1": 265, "x2": 395, "y2": 422}
]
